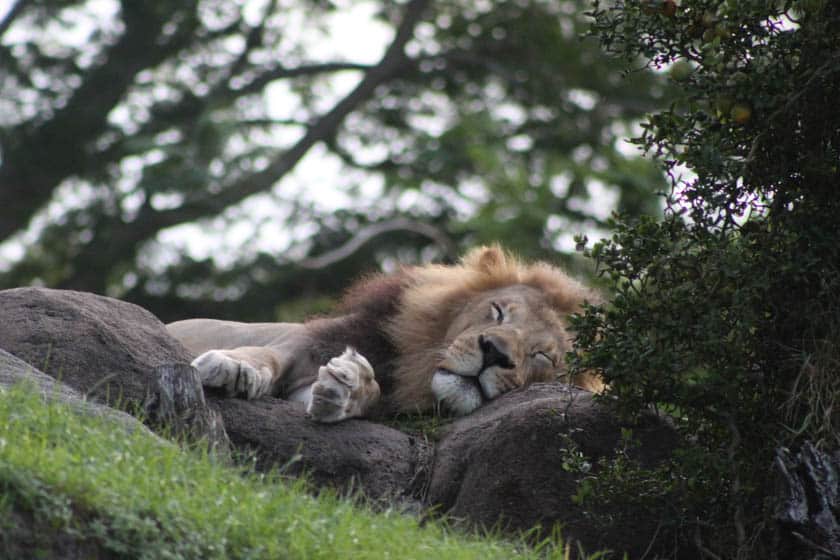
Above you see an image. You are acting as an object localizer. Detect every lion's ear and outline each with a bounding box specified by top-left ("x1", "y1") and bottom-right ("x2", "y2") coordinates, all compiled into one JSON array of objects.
[{"x1": 463, "y1": 245, "x2": 507, "y2": 274}]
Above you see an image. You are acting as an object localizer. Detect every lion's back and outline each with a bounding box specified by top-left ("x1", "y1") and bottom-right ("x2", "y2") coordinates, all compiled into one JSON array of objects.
[{"x1": 166, "y1": 319, "x2": 305, "y2": 356}]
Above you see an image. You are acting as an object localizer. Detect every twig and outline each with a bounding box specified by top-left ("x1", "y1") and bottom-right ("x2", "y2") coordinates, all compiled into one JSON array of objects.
[
  {"x1": 84, "y1": 372, "x2": 118, "y2": 401},
  {"x1": 0, "y1": 0, "x2": 28, "y2": 38},
  {"x1": 724, "y1": 414, "x2": 747, "y2": 554},
  {"x1": 639, "y1": 519, "x2": 663, "y2": 560},
  {"x1": 298, "y1": 217, "x2": 457, "y2": 269},
  {"x1": 792, "y1": 531, "x2": 840, "y2": 559},
  {"x1": 694, "y1": 523, "x2": 723, "y2": 560}
]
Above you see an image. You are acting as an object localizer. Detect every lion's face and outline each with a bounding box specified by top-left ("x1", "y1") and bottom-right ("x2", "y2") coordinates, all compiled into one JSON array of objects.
[{"x1": 431, "y1": 285, "x2": 568, "y2": 416}]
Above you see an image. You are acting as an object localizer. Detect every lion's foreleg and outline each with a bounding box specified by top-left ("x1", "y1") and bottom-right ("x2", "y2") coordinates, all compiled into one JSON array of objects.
[{"x1": 191, "y1": 346, "x2": 285, "y2": 399}]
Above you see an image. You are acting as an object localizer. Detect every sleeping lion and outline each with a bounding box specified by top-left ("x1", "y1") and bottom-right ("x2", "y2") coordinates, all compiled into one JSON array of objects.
[{"x1": 166, "y1": 246, "x2": 600, "y2": 422}]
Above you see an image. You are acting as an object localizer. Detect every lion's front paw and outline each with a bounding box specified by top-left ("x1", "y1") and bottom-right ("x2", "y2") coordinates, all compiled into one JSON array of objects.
[
  {"x1": 191, "y1": 350, "x2": 273, "y2": 399},
  {"x1": 307, "y1": 347, "x2": 380, "y2": 423}
]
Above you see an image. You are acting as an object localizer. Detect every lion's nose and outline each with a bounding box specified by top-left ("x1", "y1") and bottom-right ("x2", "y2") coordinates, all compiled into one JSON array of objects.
[{"x1": 478, "y1": 334, "x2": 515, "y2": 370}]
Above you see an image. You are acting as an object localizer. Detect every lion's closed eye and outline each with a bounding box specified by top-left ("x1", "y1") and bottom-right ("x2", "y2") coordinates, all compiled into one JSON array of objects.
[{"x1": 490, "y1": 302, "x2": 505, "y2": 324}]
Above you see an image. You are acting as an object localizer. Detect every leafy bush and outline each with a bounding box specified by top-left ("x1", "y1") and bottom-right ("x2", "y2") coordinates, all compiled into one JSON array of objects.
[{"x1": 569, "y1": 0, "x2": 840, "y2": 557}]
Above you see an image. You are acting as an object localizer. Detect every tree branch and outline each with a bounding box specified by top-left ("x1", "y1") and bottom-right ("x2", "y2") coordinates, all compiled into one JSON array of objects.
[
  {"x1": 147, "y1": 0, "x2": 429, "y2": 229},
  {"x1": 230, "y1": 61, "x2": 374, "y2": 97},
  {"x1": 52, "y1": 0, "x2": 431, "y2": 290},
  {"x1": 91, "y1": 61, "x2": 376, "y2": 170},
  {"x1": 224, "y1": 0, "x2": 276, "y2": 81},
  {"x1": 298, "y1": 217, "x2": 457, "y2": 269},
  {"x1": 0, "y1": 0, "x2": 28, "y2": 39},
  {"x1": 0, "y1": 2, "x2": 200, "y2": 241}
]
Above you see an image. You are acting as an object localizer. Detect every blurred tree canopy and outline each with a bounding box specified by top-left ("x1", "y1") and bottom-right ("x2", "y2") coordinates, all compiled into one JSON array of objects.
[{"x1": 0, "y1": 0, "x2": 666, "y2": 321}]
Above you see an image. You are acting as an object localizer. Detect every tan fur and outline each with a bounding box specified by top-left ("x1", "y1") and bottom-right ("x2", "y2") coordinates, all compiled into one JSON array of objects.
[
  {"x1": 168, "y1": 245, "x2": 601, "y2": 421},
  {"x1": 386, "y1": 245, "x2": 602, "y2": 412}
]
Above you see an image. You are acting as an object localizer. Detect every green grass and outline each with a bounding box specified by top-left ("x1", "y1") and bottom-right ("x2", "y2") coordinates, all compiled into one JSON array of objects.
[
  {"x1": 0, "y1": 383, "x2": 585, "y2": 560},
  {"x1": 382, "y1": 410, "x2": 451, "y2": 440}
]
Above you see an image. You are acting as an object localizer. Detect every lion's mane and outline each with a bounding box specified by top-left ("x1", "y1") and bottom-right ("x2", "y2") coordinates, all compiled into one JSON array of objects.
[{"x1": 304, "y1": 246, "x2": 599, "y2": 413}]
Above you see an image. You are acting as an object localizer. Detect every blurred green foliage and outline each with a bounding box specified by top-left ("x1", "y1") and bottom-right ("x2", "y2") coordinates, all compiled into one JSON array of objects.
[
  {"x1": 0, "y1": 0, "x2": 667, "y2": 321},
  {"x1": 569, "y1": 0, "x2": 840, "y2": 557}
]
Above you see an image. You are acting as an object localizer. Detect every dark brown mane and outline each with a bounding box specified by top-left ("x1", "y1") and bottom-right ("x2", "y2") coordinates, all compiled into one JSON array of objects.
[
  {"x1": 336, "y1": 268, "x2": 411, "y2": 318},
  {"x1": 303, "y1": 270, "x2": 411, "y2": 406}
]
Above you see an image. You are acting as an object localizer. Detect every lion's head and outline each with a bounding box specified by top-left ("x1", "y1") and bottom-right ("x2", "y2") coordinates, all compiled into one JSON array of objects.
[{"x1": 386, "y1": 245, "x2": 600, "y2": 415}]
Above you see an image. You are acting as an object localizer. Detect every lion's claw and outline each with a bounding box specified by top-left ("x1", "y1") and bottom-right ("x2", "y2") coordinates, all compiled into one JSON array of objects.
[{"x1": 192, "y1": 350, "x2": 273, "y2": 399}]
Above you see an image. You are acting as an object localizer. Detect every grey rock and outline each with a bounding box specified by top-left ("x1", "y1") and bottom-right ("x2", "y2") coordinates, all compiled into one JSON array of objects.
[
  {"x1": 212, "y1": 395, "x2": 431, "y2": 506},
  {"x1": 0, "y1": 287, "x2": 227, "y2": 449},
  {"x1": 0, "y1": 287, "x2": 191, "y2": 402},
  {"x1": 428, "y1": 383, "x2": 678, "y2": 557},
  {"x1": 0, "y1": 349, "x2": 158, "y2": 438},
  {"x1": 145, "y1": 363, "x2": 230, "y2": 452},
  {"x1": 775, "y1": 442, "x2": 840, "y2": 559}
]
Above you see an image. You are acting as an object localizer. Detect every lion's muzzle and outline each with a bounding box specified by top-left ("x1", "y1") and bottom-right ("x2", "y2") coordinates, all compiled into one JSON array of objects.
[
  {"x1": 431, "y1": 368, "x2": 484, "y2": 416},
  {"x1": 432, "y1": 327, "x2": 529, "y2": 414}
]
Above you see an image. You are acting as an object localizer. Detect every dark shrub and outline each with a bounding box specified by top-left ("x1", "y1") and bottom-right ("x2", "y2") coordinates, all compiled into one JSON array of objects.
[{"x1": 570, "y1": 1, "x2": 840, "y2": 557}]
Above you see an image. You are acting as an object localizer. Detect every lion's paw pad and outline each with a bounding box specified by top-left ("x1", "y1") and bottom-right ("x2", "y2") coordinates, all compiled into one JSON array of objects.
[
  {"x1": 307, "y1": 347, "x2": 378, "y2": 423},
  {"x1": 191, "y1": 350, "x2": 272, "y2": 399}
]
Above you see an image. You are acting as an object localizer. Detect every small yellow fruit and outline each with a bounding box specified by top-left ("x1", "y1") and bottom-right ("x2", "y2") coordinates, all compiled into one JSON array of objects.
[
  {"x1": 730, "y1": 103, "x2": 752, "y2": 124},
  {"x1": 669, "y1": 60, "x2": 693, "y2": 81}
]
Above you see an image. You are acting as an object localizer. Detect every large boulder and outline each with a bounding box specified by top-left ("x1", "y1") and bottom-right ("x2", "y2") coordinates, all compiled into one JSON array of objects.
[
  {"x1": 0, "y1": 348, "x2": 159, "y2": 438},
  {"x1": 0, "y1": 287, "x2": 227, "y2": 448},
  {"x1": 213, "y1": 383, "x2": 678, "y2": 557},
  {"x1": 774, "y1": 442, "x2": 840, "y2": 559},
  {"x1": 214, "y1": 396, "x2": 430, "y2": 506},
  {"x1": 0, "y1": 287, "x2": 191, "y2": 403},
  {"x1": 427, "y1": 383, "x2": 678, "y2": 557}
]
